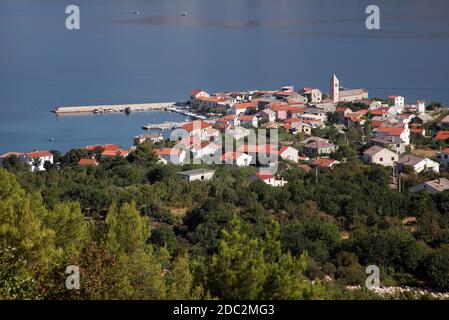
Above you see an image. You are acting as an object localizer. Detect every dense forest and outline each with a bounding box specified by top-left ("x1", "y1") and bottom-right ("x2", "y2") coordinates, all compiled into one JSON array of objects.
[{"x1": 1, "y1": 141, "x2": 449, "y2": 300}]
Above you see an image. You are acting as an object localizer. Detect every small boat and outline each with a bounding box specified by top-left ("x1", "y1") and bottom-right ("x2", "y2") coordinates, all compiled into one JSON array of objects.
[
  {"x1": 133, "y1": 11, "x2": 140, "y2": 15},
  {"x1": 181, "y1": 12, "x2": 188, "y2": 16},
  {"x1": 48, "y1": 138, "x2": 55, "y2": 142}
]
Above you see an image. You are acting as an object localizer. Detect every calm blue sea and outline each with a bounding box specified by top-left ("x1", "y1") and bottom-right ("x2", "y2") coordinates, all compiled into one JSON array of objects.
[{"x1": 1, "y1": 0, "x2": 449, "y2": 153}]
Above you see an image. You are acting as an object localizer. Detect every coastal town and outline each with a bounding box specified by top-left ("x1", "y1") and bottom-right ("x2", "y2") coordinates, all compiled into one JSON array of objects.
[{"x1": 2, "y1": 74, "x2": 449, "y2": 193}]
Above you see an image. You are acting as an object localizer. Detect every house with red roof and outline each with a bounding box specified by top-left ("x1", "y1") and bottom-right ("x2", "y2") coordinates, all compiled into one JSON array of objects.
[
  {"x1": 308, "y1": 157, "x2": 340, "y2": 169},
  {"x1": 78, "y1": 158, "x2": 99, "y2": 166},
  {"x1": 24, "y1": 150, "x2": 54, "y2": 172},
  {"x1": 279, "y1": 145, "x2": 299, "y2": 163},
  {"x1": 388, "y1": 95, "x2": 405, "y2": 107},
  {"x1": 434, "y1": 131, "x2": 449, "y2": 142},
  {"x1": 194, "y1": 96, "x2": 230, "y2": 109},
  {"x1": 231, "y1": 102, "x2": 258, "y2": 116},
  {"x1": 190, "y1": 141, "x2": 221, "y2": 160},
  {"x1": 179, "y1": 120, "x2": 213, "y2": 138},
  {"x1": 101, "y1": 149, "x2": 130, "y2": 158},
  {"x1": 155, "y1": 148, "x2": 186, "y2": 165},
  {"x1": 83, "y1": 144, "x2": 129, "y2": 159},
  {"x1": 373, "y1": 126, "x2": 410, "y2": 145},
  {"x1": 216, "y1": 114, "x2": 240, "y2": 127},
  {"x1": 238, "y1": 114, "x2": 258, "y2": 127},
  {"x1": 299, "y1": 87, "x2": 323, "y2": 103},
  {"x1": 83, "y1": 144, "x2": 121, "y2": 153},
  {"x1": 250, "y1": 171, "x2": 287, "y2": 187},
  {"x1": 190, "y1": 89, "x2": 210, "y2": 104},
  {"x1": 0, "y1": 150, "x2": 54, "y2": 172}
]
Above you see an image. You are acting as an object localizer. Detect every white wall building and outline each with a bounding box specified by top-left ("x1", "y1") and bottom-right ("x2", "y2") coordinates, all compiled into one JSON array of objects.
[
  {"x1": 397, "y1": 155, "x2": 440, "y2": 173},
  {"x1": 362, "y1": 146, "x2": 399, "y2": 167},
  {"x1": 388, "y1": 96, "x2": 405, "y2": 107}
]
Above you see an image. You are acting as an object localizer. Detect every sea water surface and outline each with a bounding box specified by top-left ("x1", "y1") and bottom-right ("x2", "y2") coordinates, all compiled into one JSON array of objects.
[{"x1": 1, "y1": 0, "x2": 449, "y2": 153}]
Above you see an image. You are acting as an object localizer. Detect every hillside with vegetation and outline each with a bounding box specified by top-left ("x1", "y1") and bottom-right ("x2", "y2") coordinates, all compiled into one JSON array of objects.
[{"x1": 2, "y1": 139, "x2": 449, "y2": 300}]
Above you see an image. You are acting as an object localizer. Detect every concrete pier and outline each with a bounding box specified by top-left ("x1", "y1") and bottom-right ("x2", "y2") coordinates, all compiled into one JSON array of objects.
[
  {"x1": 53, "y1": 102, "x2": 177, "y2": 114},
  {"x1": 142, "y1": 121, "x2": 188, "y2": 130}
]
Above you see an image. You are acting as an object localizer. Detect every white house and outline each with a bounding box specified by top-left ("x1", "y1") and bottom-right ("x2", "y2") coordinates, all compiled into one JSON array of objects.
[
  {"x1": 191, "y1": 142, "x2": 221, "y2": 160},
  {"x1": 362, "y1": 146, "x2": 399, "y2": 167},
  {"x1": 156, "y1": 148, "x2": 186, "y2": 165},
  {"x1": 179, "y1": 120, "x2": 213, "y2": 138},
  {"x1": 232, "y1": 102, "x2": 258, "y2": 116},
  {"x1": 221, "y1": 151, "x2": 252, "y2": 167},
  {"x1": 238, "y1": 114, "x2": 258, "y2": 127},
  {"x1": 388, "y1": 96, "x2": 405, "y2": 107},
  {"x1": 397, "y1": 155, "x2": 440, "y2": 173},
  {"x1": 225, "y1": 126, "x2": 251, "y2": 140},
  {"x1": 250, "y1": 172, "x2": 287, "y2": 187},
  {"x1": 278, "y1": 146, "x2": 299, "y2": 163},
  {"x1": 190, "y1": 89, "x2": 210, "y2": 104},
  {"x1": 176, "y1": 169, "x2": 215, "y2": 182},
  {"x1": 299, "y1": 88, "x2": 322, "y2": 103},
  {"x1": 24, "y1": 150, "x2": 54, "y2": 172},
  {"x1": 373, "y1": 127, "x2": 410, "y2": 145},
  {"x1": 258, "y1": 109, "x2": 276, "y2": 123}
]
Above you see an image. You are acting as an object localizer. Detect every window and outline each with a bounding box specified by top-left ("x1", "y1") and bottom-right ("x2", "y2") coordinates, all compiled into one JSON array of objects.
[
  {"x1": 380, "y1": 157, "x2": 383, "y2": 161},
  {"x1": 391, "y1": 157, "x2": 395, "y2": 161}
]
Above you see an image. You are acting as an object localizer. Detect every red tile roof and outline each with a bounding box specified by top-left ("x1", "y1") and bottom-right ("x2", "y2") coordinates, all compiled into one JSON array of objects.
[
  {"x1": 181, "y1": 120, "x2": 212, "y2": 132},
  {"x1": 233, "y1": 102, "x2": 257, "y2": 110},
  {"x1": 283, "y1": 118, "x2": 302, "y2": 123},
  {"x1": 311, "y1": 157, "x2": 338, "y2": 168},
  {"x1": 238, "y1": 115, "x2": 256, "y2": 121},
  {"x1": 279, "y1": 146, "x2": 290, "y2": 154},
  {"x1": 371, "y1": 120, "x2": 384, "y2": 127},
  {"x1": 156, "y1": 148, "x2": 183, "y2": 157},
  {"x1": 78, "y1": 158, "x2": 99, "y2": 166},
  {"x1": 254, "y1": 172, "x2": 274, "y2": 180},
  {"x1": 27, "y1": 150, "x2": 53, "y2": 158},
  {"x1": 84, "y1": 144, "x2": 121, "y2": 152},
  {"x1": 191, "y1": 89, "x2": 203, "y2": 97},
  {"x1": 375, "y1": 127, "x2": 405, "y2": 136},
  {"x1": 434, "y1": 131, "x2": 449, "y2": 141}
]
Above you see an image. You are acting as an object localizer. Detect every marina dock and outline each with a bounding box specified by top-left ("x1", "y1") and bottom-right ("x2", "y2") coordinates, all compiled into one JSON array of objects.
[
  {"x1": 142, "y1": 121, "x2": 188, "y2": 131},
  {"x1": 53, "y1": 102, "x2": 177, "y2": 114}
]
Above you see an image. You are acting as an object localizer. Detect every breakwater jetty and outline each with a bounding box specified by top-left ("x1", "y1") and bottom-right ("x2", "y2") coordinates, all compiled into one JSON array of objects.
[{"x1": 53, "y1": 102, "x2": 177, "y2": 114}]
